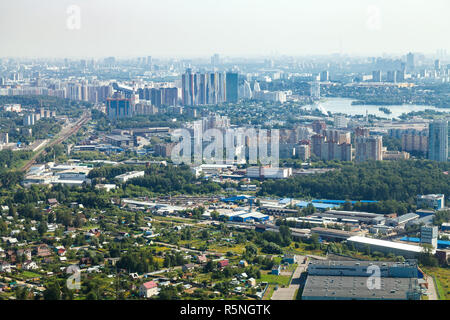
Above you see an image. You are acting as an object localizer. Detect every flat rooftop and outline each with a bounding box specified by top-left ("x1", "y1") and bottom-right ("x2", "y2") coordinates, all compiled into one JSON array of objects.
[
  {"x1": 303, "y1": 275, "x2": 418, "y2": 300},
  {"x1": 347, "y1": 236, "x2": 427, "y2": 253},
  {"x1": 308, "y1": 259, "x2": 417, "y2": 269}
]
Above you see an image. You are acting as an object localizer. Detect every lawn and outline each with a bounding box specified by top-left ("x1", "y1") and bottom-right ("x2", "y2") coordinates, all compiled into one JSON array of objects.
[
  {"x1": 259, "y1": 273, "x2": 291, "y2": 287},
  {"x1": 20, "y1": 271, "x2": 41, "y2": 279},
  {"x1": 208, "y1": 243, "x2": 247, "y2": 254},
  {"x1": 422, "y1": 267, "x2": 450, "y2": 300}
]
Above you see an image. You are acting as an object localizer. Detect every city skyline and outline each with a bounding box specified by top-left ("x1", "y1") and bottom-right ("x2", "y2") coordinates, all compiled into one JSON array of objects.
[{"x1": 1, "y1": 0, "x2": 450, "y2": 58}]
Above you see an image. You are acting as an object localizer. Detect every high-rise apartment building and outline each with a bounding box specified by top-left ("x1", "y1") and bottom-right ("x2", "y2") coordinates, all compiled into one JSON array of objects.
[
  {"x1": 428, "y1": 120, "x2": 448, "y2": 162},
  {"x1": 334, "y1": 115, "x2": 348, "y2": 128},
  {"x1": 406, "y1": 52, "x2": 415, "y2": 71},
  {"x1": 106, "y1": 94, "x2": 133, "y2": 120},
  {"x1": 320, "y1": 71, "x2": 329, "y2": 82},
  {"x1": 355, "y1": 136, "x2": 383, "y2": 162},
  {"x1": 181, "y1": 69, "x2": 234, "y2": 106},
  {"x1": 372, "y1": 70, "x2": 382, "y2": 82},
  {"x1": 312, "y1": 120, "x2": 326, "y2": 134},
  {"x1": 226, "y1": 72, "x2": 238, "y2": 103},
  {"x1": 310, "y1": 81, "x2": 320, "y2": 99}
]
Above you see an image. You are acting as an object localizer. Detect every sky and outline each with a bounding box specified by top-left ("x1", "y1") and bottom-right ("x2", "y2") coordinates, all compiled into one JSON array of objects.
[{"x1": 0, "y1": 0, "x2": 449, "y2": 59}]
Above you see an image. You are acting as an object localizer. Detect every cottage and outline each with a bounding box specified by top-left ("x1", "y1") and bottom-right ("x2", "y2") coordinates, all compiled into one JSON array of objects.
[
  {"x1": 239, "y1": 260, "x2": 248, "y2": 267},
  {"x1": 23, "y1": 261, "x2": 38, "y2": 270},
  {"x1": 55, "y1": 246, "x2": 66, "y2": 256},
  {"x1": 0, "y1": 261, "x2": 12, "y2": 273},
  {"x1": 80, "y1": 257, "x2": 93, "y2": 265},
  {"x1": 282, "y1": 254, "x2": 295, "y2": 264},
  {"x1": 47, "y1": 198, "x2": 59, "y2": 207},
  {"x1": 36, "y1": 244, "x2": 52, "y2": 257},
  {"x1": 182, "y1": 263, "x2": 196, "y2": 272},
  {"x1": 271, "y1": 265, "x2": 281, "y2": 275},
  {"x1": 17, "y1": 249, "x2": 32, "y2": 261},
  {"x1": 139, "y1": 281, "x2": 158, "y2": 298},
  {"x1": 197, "y1": 254, "x2": 207, "y2": 264},
  {"x1": 217, "y1": 259, "x2": 229, "y2": 268},
  {"x1": 247, "y1": 277, "x2": 256, "y2": 287}
]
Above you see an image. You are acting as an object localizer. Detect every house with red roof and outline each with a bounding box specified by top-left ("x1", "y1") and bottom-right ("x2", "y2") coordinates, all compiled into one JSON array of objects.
[
  {"x1": 217, "y1": 259, "x2": 229, "y2": 268},
  {"x1": 139, "y1": 280, "x2": 158, "y2": 298}
]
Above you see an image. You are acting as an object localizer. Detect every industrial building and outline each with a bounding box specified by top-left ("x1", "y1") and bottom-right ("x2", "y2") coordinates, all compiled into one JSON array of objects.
[
  {"x1": 22, "y1": 163, "x2": 93, "y2": 187},
  {"x1": 316, "y1": 210, "x2": 386, "y2": 225},
  {"x1": 311, "y1": 227, "x2": 358, "y2": 241},
  {"x1": 302, "y1": 276, "x2": 420, "y2": 300},
  {"x1": 386, "y1": 213, "x2": 419, "y2": 227},
  {"x1": 302, "y1": 260, "x2": 421, "y2": 300},
  {"x1": 421, "y1": 226, "x2": 438, "y2": 249},
  {"x1": 246, "y1": 166, "x2": 292, "y2": 179},
  {"x1": 417, "y1": 194, "x2": 445, "y2": 210},
  {"x1": 307, "y1": 260, "x2": 419, "y2": 278},
  {"x1": 295, "y1": 201, "x2": 339, "y2": 211},
  {"x1": 219, "y1": 210, "x2": 269, "y2": 223},
  {"x1": 114, "y1": 171, "x2": 145, "y2": 183},
  {"x1": 347, "y1": 236, "x2": 432, "y2": 258}
]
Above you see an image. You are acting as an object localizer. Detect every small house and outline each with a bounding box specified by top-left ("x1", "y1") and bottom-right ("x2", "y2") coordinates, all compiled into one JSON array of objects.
[
  {"x1": 271, "y1": 265, "x2": 281, "y2": 275},
  {"x1": 139, "y1": 281, "x2": 158, "y2": 298},
  {"x1": 182, "y1": 263, "x2": 196, "y2": 272},
  {"x1": 217, "y1": 259, "x2": 229, "y2": 268}
]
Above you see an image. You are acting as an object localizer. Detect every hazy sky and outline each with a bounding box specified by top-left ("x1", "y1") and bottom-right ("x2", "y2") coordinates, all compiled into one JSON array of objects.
[{"x1": 0, "y1": 0, "x2": 449, "y2": 58}]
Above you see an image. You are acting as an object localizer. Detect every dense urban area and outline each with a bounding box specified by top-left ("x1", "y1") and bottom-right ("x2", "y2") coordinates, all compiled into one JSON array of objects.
[{"x1": 0, "y1": 52, "x2": 448, "y2": 301}]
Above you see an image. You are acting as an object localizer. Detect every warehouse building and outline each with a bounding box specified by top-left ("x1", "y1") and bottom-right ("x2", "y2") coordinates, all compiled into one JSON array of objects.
[
  {"x1": 347, "y1": 236, "x2": 433, "y2": 258},
  {"x1": 386, "y1": 213, "x2": 419, "y2": 227},
  {"x1": 311, "y1": 227, "x2": 358, "y2": 241},
  {"x1": 417, "y1": 194, "x2": 445, "y2": 210},
  {"x1": 302, "y1": 276, "x2": 421, "y2": 300},
  {"x1": 219, "y1": 211, "x2": 269, "y2": 223},
  {"x1": 316, "y1": 210, "x2": 386, "y2": 225},
  {"x1": 302, "y1": 260, "x2": 421, "y2": 300},
  {"x1": 114, "y1": 171, "x2": 145, "y2": 183},
  {"x1": 307, "y1": 260, "x2": 419, "y2": 278}
]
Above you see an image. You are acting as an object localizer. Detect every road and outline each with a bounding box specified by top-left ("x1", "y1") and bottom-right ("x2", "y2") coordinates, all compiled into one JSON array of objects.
[
  {"x1": 271, "y1": 255, "x2": 309, "y2": 300},
  {"x1": 21, "y1": 110, "x2": 91, "y2": 172},
  {"x1": 425, "y1": 274, "x2": 439, "y2": 300}
]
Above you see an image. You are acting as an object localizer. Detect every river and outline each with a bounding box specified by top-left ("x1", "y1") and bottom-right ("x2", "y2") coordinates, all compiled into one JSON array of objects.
[{"x1": 304, "y1": 98, "x2": 450, "y2": 119}]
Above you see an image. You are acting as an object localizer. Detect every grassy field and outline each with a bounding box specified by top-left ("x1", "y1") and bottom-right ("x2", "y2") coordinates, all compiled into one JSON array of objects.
[
  {"x1": 422, "y1": 267, "x2": 450, "y2": 300},
  {"x1": 258, "y1": 273, "x2": 291, "y2": 287},
  {"x1": 208, "y1": 243, "x2": 247, "y2": 254},
  {"x1": 20, "y1": 271, "x2": 41, "y2": 279}
]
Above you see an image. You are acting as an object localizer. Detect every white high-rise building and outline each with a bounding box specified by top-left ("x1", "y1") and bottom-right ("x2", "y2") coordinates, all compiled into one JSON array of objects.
[
  {"x1": 253, "y1": 81, "x2": 260, "y2": 93},
  {"x1": 421, "y1": 226, "x2": 438, "y2": 249},
  {"x1": 334, "y1": 115, "x2": 348, "y2": 128},
  {"x1": 310, "y1": 81, "x2": 320, "y2": 100},
  {"x1": 240, "y1": 80, "x2": 252, "y2": 99}
]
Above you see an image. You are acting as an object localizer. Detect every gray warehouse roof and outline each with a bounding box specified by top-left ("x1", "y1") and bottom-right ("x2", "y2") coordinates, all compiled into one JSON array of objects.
[{"x1": 302, "y1": 275, "x2": 419, "y2": 300}]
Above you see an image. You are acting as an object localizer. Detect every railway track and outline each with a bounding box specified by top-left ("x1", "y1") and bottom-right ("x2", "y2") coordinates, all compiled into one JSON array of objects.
[{"x1": 21, "y1": 111, "x2": 91, "y2": 172}]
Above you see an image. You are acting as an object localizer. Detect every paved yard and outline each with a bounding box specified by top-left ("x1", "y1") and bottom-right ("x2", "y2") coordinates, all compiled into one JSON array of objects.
[{"x1": 271, "y1": 255, "x2": 308, "y2": 300}]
